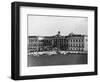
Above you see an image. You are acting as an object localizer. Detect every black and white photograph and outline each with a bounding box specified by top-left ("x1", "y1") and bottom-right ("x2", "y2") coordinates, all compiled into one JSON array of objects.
[
  {"x1": 11, "y1": 2, "x2": 97, "y2": 80},
  {"x1": 27, "y1": 15, "x2": 88, "y2": 67}
]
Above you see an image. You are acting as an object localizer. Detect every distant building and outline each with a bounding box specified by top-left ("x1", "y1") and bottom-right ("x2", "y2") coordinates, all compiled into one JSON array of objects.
[
  {"x1": 28, "y1": 31, "x2": 88, "y2": 53},
  {"x1": 84, "y1": 35, "x2": 88, "y2": 52},
  {"x1": 67, "y1": 33, "x2": 84, "y2": 51},
  {"x1": 28, "y1": 36, "x2": 43, "y2": 52}
]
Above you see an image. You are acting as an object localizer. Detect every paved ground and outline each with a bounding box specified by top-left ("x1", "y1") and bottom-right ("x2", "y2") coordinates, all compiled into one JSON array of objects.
[{"x1": 28, "y1": 54, "x2": 87, "y2": 67}]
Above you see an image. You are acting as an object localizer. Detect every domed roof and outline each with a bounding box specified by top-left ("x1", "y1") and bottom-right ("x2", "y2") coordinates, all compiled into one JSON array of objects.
[{"x1": 69, "y1": 32, "x2": 74, "y2": 36}]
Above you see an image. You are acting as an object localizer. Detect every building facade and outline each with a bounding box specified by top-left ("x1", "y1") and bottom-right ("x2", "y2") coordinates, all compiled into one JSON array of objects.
[
  {"x1": 28, "y1": 31, "x2": 88, "y2": 53},
  {"x1": 67, "y1": 33, "x2": 84, "y2": 51},
  {"x1": 84, "y1": 35, "x2": 88, "y2": 52}
]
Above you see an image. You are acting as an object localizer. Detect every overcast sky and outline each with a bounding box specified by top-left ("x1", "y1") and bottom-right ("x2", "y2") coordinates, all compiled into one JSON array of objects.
[{"x1": 28, "y1": 15, "x2": 88, "y2": 36}]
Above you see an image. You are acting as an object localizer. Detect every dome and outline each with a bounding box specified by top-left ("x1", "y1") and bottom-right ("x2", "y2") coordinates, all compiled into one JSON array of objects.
[{"x1": 69, "y1": 32, "x2": 74, "y2": 36}]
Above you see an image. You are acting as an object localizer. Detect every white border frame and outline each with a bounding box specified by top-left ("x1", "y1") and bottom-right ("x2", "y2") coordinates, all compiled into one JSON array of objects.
[{"x1": 20, "y1": 6, "x2": 95, "y2": 76}]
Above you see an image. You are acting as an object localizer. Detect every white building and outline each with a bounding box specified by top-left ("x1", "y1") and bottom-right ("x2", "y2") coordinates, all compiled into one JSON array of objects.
[{"x1": 84, "y1": 35, "x2": 88, "y2": 52}]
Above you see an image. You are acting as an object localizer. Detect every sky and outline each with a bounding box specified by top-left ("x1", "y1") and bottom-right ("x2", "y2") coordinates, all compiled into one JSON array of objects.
[{"x1": 28, "y1": 15, "x2": 88, "y2": 36}]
